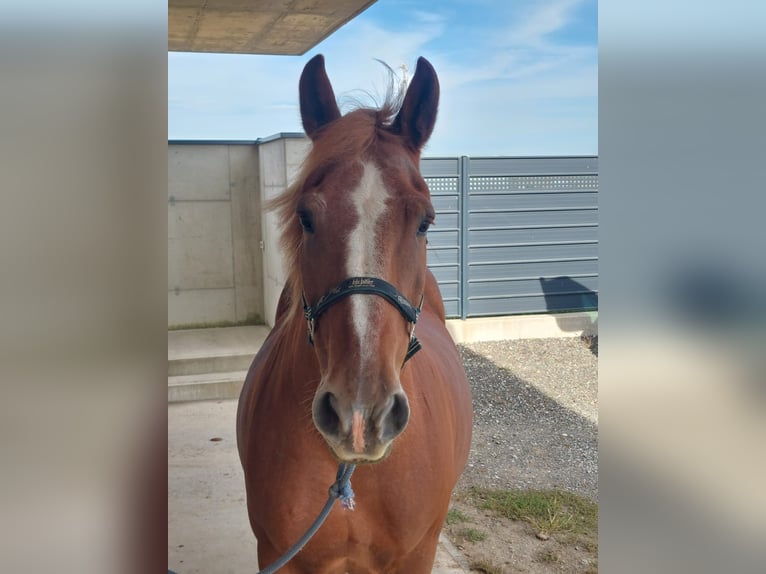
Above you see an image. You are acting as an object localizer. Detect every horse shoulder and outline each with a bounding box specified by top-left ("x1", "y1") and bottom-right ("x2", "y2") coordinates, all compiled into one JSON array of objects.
[{"x1": 236, "y1": 299, "x2": 295, "y2": 459}]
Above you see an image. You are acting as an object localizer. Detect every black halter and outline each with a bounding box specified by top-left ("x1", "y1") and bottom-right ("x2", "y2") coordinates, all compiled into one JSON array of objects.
[{"x1": 302, "y1": 277, "x2": 423, "y2": 365}]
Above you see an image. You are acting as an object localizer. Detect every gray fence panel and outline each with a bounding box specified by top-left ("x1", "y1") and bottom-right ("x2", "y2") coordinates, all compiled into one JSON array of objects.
[
  {"x1": 469, "y1": 209, "x2": 597, "y2": 228},
  {"x1": 420, "y1": 157, "x2": 461, "y2": 178},
  {"x1": 469, "y1": 157, "x2": 598, "y2": 176},
  {"x1": 468, "y1": 259, "x2": 598, "y2": 281},
  {"x1": 421, "y1": 158, "x2": 463, "y2": 318},
  {"x1": 421, "y1": 156, "x2": 598, "y2": 318}
]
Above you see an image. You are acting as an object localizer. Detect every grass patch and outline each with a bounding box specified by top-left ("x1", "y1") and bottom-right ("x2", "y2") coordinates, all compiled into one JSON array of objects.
[
  {"x1": 469, "y1": 488, "x2": 597, "y2": 537},
  {"x1": 536, "y1": 549, "x2": 560, "y2": 564},
  {"x1": 469, "y1": 559, "x2": 504, "y2": 574},
  {"x1": 445, "y1": 508, "x2": 470, "y2": 525},
  {"x1": 579, "y1": 537, "x2": 599, "y2": 553},
  {"x1": 456, "y1": 527, "x2": 487, "y2": 543}
]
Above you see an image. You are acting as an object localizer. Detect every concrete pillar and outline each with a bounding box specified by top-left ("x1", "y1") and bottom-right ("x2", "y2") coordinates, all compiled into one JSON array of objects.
[{"x1": 257, "y1": 135, "x2": 311, "y2": 326}]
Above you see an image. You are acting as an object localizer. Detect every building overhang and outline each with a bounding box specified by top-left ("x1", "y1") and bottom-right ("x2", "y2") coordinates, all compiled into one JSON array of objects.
[{"x1": 169, "y1": 0, "x2": 377, "y2": 55}]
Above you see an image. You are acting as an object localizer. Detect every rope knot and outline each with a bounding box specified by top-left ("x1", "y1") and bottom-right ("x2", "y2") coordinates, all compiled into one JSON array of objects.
[{"x1": 329, "y1": 463, "x2": 356, "y2": 511}]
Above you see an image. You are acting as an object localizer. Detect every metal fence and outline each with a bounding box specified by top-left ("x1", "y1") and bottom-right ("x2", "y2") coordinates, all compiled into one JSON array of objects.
[{"x1": 422, "y1": 156, "x2": 598, "y2": 318}]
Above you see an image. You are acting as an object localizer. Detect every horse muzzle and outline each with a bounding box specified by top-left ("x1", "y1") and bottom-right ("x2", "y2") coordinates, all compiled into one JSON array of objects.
[{"x1": 312, "y1": 388, "x2": 410, "y2": 463}]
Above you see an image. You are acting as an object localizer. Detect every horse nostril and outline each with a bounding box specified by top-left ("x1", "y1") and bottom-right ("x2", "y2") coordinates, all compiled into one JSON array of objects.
[
  {"x1": 314, "y1": 392, "x2": 341, "y2": 437},
  {"x1": 380, "y1": 392, "x2": 410, "y2": 442}
]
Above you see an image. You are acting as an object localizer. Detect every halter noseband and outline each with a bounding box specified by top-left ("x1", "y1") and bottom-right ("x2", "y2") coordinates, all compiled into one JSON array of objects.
[{"x1": 302, "y1": 277, "x2": 423, "y2": 365}]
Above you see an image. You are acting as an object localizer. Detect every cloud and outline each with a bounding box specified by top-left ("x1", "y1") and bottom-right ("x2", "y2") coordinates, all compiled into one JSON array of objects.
[
  {"x1": 504, "y1": 0, "x2": 585, "y2": 47},
  {"x1": 427, "y1": 0, "x2": 594, "y2": 88},
  {"x1": 411, "y1": 10, "x2": 448, "y2": 26},
  {"x1": 309, "y1": 16, "x2": 447, "y2": 96}
]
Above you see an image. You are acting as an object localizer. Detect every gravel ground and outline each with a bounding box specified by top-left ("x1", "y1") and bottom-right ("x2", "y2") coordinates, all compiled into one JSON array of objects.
[{"x1": 455, "y1": 336, "x2": 598, "y2": 501}]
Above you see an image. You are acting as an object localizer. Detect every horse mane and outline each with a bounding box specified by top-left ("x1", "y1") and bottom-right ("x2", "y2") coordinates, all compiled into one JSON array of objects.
[{"x1": 266, "y1": 79, "x2": 406, "y2": 323}]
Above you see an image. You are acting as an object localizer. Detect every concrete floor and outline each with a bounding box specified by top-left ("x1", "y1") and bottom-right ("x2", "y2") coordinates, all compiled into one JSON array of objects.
[{"x1": 168, "y1": 399, "x2": 470, "y2": 573}]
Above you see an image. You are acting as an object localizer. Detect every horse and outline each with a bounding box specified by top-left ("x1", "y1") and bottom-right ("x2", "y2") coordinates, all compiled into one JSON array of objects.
[{"x1": 237, "y1": 54, "x2": 473, "y2": 574}]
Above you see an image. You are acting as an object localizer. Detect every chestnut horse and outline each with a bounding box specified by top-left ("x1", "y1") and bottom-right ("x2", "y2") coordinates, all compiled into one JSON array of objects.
[{"x1": 237, "y1": 55, "x2": 472, "y2": 573}]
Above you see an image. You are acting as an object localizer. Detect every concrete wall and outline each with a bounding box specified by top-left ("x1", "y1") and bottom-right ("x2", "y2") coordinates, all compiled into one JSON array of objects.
[{"x1": 168, "y1": 143, "x2": 264, "y2": 327}]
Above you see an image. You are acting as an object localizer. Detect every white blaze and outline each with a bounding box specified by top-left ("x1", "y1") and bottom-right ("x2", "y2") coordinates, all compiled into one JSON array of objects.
[{"x1": 346, "y1": 162, "x2": 390, "y2": 364}]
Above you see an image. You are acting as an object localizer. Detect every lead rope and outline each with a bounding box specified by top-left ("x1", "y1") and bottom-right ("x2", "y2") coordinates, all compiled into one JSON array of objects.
[{"x1": 256, "y1": 463, "x2": 356, "y2": 574}]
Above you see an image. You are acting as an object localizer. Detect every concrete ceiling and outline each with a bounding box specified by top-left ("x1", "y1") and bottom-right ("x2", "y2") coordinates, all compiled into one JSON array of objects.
[{"x1": 169, "y1": 0, "x2": 378, "y2": 55}]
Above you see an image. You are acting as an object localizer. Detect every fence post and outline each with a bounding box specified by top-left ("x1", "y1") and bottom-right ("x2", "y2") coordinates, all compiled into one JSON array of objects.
[{"x1": 459, "y1": 155, "x2": 470, "y2": 320}]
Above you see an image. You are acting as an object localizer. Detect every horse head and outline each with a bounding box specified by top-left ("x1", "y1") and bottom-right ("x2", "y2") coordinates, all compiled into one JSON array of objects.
[{"x1": 290, "y1": 54, "x2": 439, "y2": 463}]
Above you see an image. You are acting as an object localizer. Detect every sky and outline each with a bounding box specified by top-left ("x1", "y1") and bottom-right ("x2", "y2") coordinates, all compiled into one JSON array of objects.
[{"x1": 168, "y1": 0, "x2": 598, "y2": 157}]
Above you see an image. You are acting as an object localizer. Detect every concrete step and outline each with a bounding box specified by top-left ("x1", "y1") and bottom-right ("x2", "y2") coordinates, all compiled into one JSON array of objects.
[
  {"x1": 168, "y1": 325, "x2": 269, "y2": 376},
  {"x1": 169, "y1": 352, "x2": 255, "y2": 377},
  {"x1": 168, "y1": 370, "x2": 249, "y2": 402}
]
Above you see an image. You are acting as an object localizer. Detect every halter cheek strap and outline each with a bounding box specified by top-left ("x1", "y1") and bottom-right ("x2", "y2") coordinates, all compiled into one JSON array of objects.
[{"x1": 302, "y1": 277, "x2": 424, "y2": 365}]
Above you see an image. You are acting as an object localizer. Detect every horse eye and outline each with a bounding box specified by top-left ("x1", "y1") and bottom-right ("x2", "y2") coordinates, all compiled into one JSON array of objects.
[
  {"x1": 416, "y1": 219, "x2": 431, "y2": 237},
  {"x1": 298, "y1": 212, "x2": 314, "y2": 233}
]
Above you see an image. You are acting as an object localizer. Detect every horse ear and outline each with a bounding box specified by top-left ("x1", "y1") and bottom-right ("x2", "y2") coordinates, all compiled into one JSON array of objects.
[
  {"x1": 391, "y1": 57, "x2": 440, "y2": 151},
  {"x1": 299, "y1": 54, "x2": 341, "y2": 140}
]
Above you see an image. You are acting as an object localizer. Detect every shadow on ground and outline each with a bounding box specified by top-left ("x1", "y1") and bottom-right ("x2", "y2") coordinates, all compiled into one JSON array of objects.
[{"x1": 539, "y1": 276, "x2": 599, "y2": 357}]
